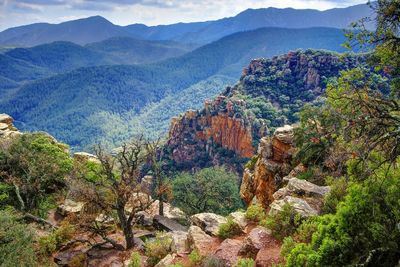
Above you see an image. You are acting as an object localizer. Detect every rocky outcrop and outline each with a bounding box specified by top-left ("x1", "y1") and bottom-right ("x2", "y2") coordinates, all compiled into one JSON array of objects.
[
  {"x1": 240, "y1": 125, "x2": 295, "y2": 208},
  {"x1": 269, "y1": 177, "x2": 330, "y2": 217},
  {"x1": 162, "y1": 51, "x2": 363, "y2": 173},
  {"x1": 164, "y1": 96, "x2": 255, "y2": 172},
  {"x1": 190, "y1": 213, "x2": 227, "y2": 236},
  {"x1": 0, "y1": 113, "x2": 21, "y2": 139}
]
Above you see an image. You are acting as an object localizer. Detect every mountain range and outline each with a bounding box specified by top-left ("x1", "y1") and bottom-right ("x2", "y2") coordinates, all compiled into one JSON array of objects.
[{"x1": 0, "y1": 3, "x2": 373, "y2": 47}]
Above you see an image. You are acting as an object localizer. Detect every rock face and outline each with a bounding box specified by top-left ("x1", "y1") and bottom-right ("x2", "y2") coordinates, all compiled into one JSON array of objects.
[
  {"x1": 240, "y1": 125, "x2": 295, "y2": 208},
  {"x1": 190, "y1": 213, "x2": 227, "y2": 236},
  {"x1": 164, "y1": 97, "x2": 255, "y2": 172},
  {"x1": 270, "y1": 177, "x2": 330, "y2": 217},
  {"x1": 0, "y1": 113, "x2": 21, "y2": 139},
  {"x1": 162, "y1": 51, "x2": 363, "y2": 173}
]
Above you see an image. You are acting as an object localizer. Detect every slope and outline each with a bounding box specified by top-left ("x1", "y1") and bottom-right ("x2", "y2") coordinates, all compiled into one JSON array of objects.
[{"x1": 0, "y1": 27, "x2": 349, "y2": 150}]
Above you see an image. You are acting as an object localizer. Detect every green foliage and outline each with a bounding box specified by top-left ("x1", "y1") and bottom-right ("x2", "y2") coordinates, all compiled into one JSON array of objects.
[
  {"x1": 244, "y1": 155, "x2": 258, "y2": 171},
  {"x1": 172, "y1": 167, "x2": 243, "y2": 215},
  {"x1": 0, "y1": 209, "x2": 37, "y2": 267},
  {"x1": 260, "y1": 204, "x2": 303, "y2": 240},
  {"x1": 188, "y1": 249, "x2": 202, "y2": 265},
  {"x1": 283, "y1": 161, "x2": 400, "y2": 266},
  {"x1": 128, "y1": 251, "x2": 142, "y2": 267},
  {"x1": 235, "y1": 258, "x2": 255, "y2": 267},
  {"x1": 144, "y1": 233, "x2": 174, "y2": 266},
  {"x1": 0, "y1": 133, "x2": 73, "y2": 213},
  {"x1": 245, "y1": 204, "x2": 266, "y2": 222},
  {"x1": 217, "y1": 216, "x2": 242, "y2": 239},
  {"x1": 323, "y1": 177, "x2": 348, "y2": 214},
  {"x1": 38, "y1": 221, "x2": 75, "y2": 256}
]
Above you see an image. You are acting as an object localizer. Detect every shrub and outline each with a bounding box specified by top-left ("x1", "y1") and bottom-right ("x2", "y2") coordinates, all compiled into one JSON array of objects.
[
  {"x1": 217, "y1": 217, "x2": 242, "y2": 239},
  {"x1": 235, "y1": 258, "x2": 255, "y2": 267},
  {"x1": 245, "y1": 204, "x2": 266, "y2": 222},
  {"x1": 323, "y1": 176, "x2": 348, "y2": 214},
  {"x1": 128, "y1": 251, "x2": 142, "y2": 267},
  {"x1": 172, "y1": 167, "x2": 243, "y2": 215},
  {"x1": 144, "y1": 233, "x2": 174, "y2": 266},
  {"x1": 0, "y1": 209, "x2": 37, "y2": 267},
  {"x1": 202, "y1": 256, "x2": 227, "y2": 267},
  {"x1": 39, "y1": 221, "x2": 75, "y2": 256},
  {"x1": 188, "y1": 249, "x2": 202, "y2": 265},
  {"x1": 260, "y1": 204, "x2": 302, "y2": 240}
]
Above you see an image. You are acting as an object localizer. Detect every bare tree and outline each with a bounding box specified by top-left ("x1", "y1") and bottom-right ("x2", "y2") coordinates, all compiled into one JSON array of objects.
[{"x1": 71, "y1": 137, "x2": 157, "y2": 249}]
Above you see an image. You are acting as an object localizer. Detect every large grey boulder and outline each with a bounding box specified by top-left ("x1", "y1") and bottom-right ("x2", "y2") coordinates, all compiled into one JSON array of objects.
[
  {"x1": 190, "y1": 213, "x2": 227, "y2": 236},
  {"x1": 153, "y1": 215, "x2": 188, "y2": 232},
  {"x1": 273, "y1": 177, "x2": 330, "y2": 200},
  {"x1": 269, "y1": 177, "x2": 331, "y2": 217}
]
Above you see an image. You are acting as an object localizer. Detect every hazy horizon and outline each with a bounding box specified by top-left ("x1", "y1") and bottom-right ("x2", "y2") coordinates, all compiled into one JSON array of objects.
[{"x1": 1, "y1": 0, "x2": 368, "y2": 31}]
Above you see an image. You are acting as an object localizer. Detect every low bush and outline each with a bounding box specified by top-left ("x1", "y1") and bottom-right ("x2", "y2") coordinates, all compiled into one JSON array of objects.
[
  {"x1": 144, "y1": 233, "x2": 174, "y2": 266},
  {"x1": 245, "y1": 204, "x2": 266, "y2": 222},
  {"x1": 128, "y1": 251, "x2": 142, "y2": 267},
  {"x1": 217, "y1": 217, "x2": 242, "y2": 239},
  {"x1": 38, "y1": 221, "x2": 75, "y2": 256},
  {"x1": 260, "y1": 204, "x2": 302, "y2": 240},
  {"x1": 235, "y1": 258, "x2": 255, "y2": 267},
  {"x1": 188, "y1": 249, "x2": 202, "y2": 265}
]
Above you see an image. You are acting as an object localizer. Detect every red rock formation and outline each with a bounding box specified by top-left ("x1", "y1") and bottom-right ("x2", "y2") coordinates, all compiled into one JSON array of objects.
[
  {"x1": 240, "y1": 125, "x2": 295, "y2": 208},
  {"x1": 165, "y1": 96, "x2": 255, "y2": 171}
]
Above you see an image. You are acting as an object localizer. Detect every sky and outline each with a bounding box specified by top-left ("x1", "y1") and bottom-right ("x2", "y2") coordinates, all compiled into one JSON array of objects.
[{"x1": 0, "y1": 0, "x2": 368, "y2": 31}]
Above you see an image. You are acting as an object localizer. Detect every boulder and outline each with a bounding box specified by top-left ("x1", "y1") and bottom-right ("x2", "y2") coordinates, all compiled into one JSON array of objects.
[
  {"x1": 270, "y1": 177, "x2": 330, "y2": 217},
  {"x1": 153, "y1": 215, "x2": 188, "y2": 232},
  {"x1": 269, "y1": 196, "x2": 319, "y2": 217},
  {"x1": 135, "y1": 211, "x2": 153, "y2": 226},
  {"x1": 146, "y1": 200, "x2": 187, "y2": 222},
  {"x1": 57, "y1": 199, "x2": 84, "y2": 216},
  {"x1": 229, "y1": 211, "x2": 248, "y2": 230},
  {"x1": 256, "y1": 246, "x2": 282, "y2": 267},
  {"x1": 0, "y1": 114, "x2": 21, "y2": 140},
  {"x1": 274, "y1": 125, "x2": 294, "y2": 144},
  {"x1": 73, "y1": 152, "x2": 99, "y2": 163},
  {"x1": 154, "y1": 254, "x2": 176, "y2": 267},
  {"x1": 273, "y1": 177, "x2": 330, "y2": 200},
  {"x1": 169, "y1": 231, "x2": 189, "y2": 253},
  {"x1": 214, "y1": 239, "x2": 242, "y2": 266},
  {"x1": 239, "y1": 226, "x2": 273, "y2": 259},
  {"x1": 187, "y1": 226, "x2": 218, "y2": 257},
  {"x1": 190, "y1": 213, "x2": 227, "y2": 236}
]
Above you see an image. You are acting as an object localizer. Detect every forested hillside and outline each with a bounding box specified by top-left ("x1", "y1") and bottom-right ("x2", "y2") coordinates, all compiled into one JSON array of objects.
[{"x1": 0, "y1": 27, "x2": 348, "y2": 150}]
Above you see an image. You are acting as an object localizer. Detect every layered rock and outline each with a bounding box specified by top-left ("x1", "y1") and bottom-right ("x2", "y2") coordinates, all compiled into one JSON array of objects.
[
  {"x1": 269, "y1": 177, "x2": 330, "y2": 217},
  {"x1": 240, "y1": 125, "x2": 295, "y2": 208},
  {"x1": 164, "y1": 96, "x2": 255, "y2": 172},
  {"x1": 0, "y1": 113, "x2": 21, "y2": 139}
]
